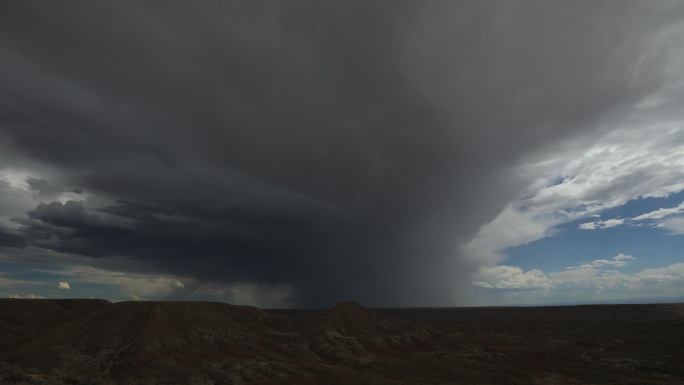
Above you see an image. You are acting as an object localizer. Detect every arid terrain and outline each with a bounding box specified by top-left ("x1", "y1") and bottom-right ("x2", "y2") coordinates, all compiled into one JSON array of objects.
[{"x1": 0, "y1": 299, "x2": 683, "y2": 384}]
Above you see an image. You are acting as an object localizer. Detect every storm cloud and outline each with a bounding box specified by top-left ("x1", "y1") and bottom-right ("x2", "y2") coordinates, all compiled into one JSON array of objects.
[{"x1": 1, "y1": 1, "x2": 683, "y2": 306}]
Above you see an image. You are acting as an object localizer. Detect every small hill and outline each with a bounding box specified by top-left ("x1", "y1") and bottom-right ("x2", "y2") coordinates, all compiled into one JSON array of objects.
[
  {"x1": 306, "y1": 301, "x2": 420, "y2": 336},
  {"x1": 302, "y1": 302, "x2": 434, "y2": 365},
  {"x1": 3, "y1": 300, "x2": 683, "y2": 385},
  {"x1": 0, "y1": 299, "x2": 110, "y2": 342},
  {"x1": 0, "y1": 301, "x2": 300, "y2": 382},
  {"x1": 0, "y1": 300, "x2": 440, "y2": 384}
]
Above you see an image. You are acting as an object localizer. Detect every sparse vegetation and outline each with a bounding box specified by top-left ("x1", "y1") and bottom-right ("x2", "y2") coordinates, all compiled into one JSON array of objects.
[{"x1": 1, "y1": 300, "x2": 683, "y2": 384}]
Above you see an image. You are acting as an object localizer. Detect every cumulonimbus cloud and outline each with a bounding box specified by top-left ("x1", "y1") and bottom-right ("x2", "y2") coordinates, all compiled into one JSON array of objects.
[{"x1": 1, "y1": 1, "x2": 684, "y2": 307}]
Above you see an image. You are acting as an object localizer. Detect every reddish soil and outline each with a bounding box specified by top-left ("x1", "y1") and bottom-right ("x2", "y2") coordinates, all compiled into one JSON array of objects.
[{"x1": 1, "y1": 299, "x2": 683, "y2": 384}]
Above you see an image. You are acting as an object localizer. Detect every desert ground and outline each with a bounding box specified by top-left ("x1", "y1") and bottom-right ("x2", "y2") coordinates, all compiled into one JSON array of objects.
[{"x1": 0, "y1": 299, "x2": 683, "y2": 384}]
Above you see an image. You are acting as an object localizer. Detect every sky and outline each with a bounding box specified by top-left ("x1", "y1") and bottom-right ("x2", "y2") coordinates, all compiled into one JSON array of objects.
[{"x1": 1, "y1": 1, "x2": 684, "y2": 308}]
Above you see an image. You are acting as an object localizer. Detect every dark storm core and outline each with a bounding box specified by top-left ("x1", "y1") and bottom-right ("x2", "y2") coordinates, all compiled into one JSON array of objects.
[{"x1": 0, "y1": 1, "x2": 681, "y2": 306}]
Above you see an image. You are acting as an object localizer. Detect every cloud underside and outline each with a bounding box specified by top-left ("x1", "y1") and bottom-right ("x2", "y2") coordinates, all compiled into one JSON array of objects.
[{"x1": 1, "y1": 1, "x2": 684, "y2": 306}]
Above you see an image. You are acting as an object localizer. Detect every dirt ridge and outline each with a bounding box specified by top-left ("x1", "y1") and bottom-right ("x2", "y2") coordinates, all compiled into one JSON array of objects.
[{"x1": 1, "y1": 300, "x2": 683, "y2": 385}]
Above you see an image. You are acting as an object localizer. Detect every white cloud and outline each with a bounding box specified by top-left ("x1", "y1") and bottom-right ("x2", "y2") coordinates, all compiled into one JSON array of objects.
[
  {"x1": 472, "y1": 265, "x2": 554, "y2": 290},
  {"x1": 472, "y1": 256, "x2": 684, "y2": 305},
  {"x1": 130, "y1": 294, "x2": 144, "y2": 301},
  {"x1": 57, "y1": 281, "x2": 70, "y2": 290},
  {"x1": 635, "y1": 263, "x2": 684, "y2": 284},
  {"x1": 579, "y1": 218, "x2": 625, "y2": 230},
  {"x1": 461, "y1": 204, "x2": 562, "y2": 266},
  {"x1": 658, "y1": 216, "x2": 684, "y2": 235},
  {"x1": 462, "y1": 116, "x2": 684, "y2": 267},
  {"x1": 632, "y1": 201, "x2": 684, "y2": 220},
  {"x1": 565, "y1": 253, "x2": 636, "y2": 269},
  {"x1": 577, "y1": 202, "x2": 684, "y2": 231},
  {"x1": 578, "y1": 202, "x2": 684, "y2": 231},
  {"x1": 598, "y1": 218, "x2": 625, "y2": 228},
  {"x1": 8, "y1": 293, "x2": 45, "y2": 299},
  {"x1": 614, "y1": 253, "x2": 636, "y2": 261},
  {"x1": 579, "y1": 222, "x2": 597, "y2": 230}
]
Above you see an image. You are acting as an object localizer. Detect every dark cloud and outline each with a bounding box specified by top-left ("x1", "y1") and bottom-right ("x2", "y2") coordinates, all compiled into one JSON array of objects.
[
  {"x1": 11, "y1": 199, "x2": 351, "y2": 289},
  {"x1": 25, "y1": 177, "x2": 62, "y2": 197},
  {"x1": 1, "y1": 1, "x2": 682, "y2": 306},
  {"x1": 0, "y1": 228, "x2": 26, "y2": 248}
]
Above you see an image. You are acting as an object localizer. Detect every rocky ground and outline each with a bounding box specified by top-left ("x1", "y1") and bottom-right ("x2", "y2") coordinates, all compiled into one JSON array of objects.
[{"x1": 1, "y1": 299, "x2": 683, "y2": 384}]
